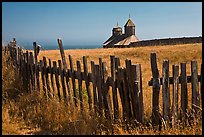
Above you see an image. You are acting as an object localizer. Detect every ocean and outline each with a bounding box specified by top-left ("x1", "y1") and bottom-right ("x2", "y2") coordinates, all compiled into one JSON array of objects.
[{"x1": 19, "y1": 45, "x2": 102, "y2": 50}]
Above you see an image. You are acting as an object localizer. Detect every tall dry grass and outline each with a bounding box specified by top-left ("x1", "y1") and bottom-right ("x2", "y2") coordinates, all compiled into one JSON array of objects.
[
  {"x1": 2, "y1": 43, "x2": 202, "y2": 135},
  {"x1": 36, "y1": 43, "x2": 202, "y2": 116}
]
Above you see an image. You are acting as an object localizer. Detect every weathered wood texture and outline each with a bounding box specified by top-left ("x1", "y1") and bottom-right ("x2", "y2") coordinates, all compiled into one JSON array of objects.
[
  {"x1": 150, "y1": 53, "x2": 161, "y2": 128},
  {"x1": 5, "y1": 39, "x2": 202, "y2": 130}
]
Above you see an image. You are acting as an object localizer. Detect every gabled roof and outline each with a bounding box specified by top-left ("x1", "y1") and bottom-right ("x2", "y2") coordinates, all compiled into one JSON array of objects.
[
  {"x1": 124, "y1": 18, "x2": 135, "y2": 27},
  {"x1": 103, "y1": 34, "x2": 139, "y2": 47}
]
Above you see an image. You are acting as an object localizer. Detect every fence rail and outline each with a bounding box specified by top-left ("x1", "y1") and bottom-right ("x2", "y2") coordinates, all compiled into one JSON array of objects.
[{"x1": 3, "y1": 38, "x2": 202, "y2": 129}]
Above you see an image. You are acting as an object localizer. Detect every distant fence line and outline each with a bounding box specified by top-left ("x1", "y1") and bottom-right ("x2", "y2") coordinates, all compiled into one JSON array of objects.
[
  {"x1": 3, "y1": 38, "x2": 202, "y2": 130},
  {"x1": 104, "y1": 36, "x2": 202, "y2": 48}
]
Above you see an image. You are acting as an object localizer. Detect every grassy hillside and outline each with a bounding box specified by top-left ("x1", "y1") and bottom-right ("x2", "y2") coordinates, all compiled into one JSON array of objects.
[{"x1": 2, "y1": 43, "x2": 202, "y2": 135}]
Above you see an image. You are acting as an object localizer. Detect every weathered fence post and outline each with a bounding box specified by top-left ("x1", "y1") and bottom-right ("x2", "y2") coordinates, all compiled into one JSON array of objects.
[
  {"x1": 65, "y1": 68, "x2": 72, "y2": 106},
  {"x1": 96, "y1": 64, "x2": 103, "y2": 116},
  {"x1": 57, "y1": 38, "x2": 67, "y2": 69},
  {"x1": 131, "y1": 65, "x2": 139, "y2": 123},
  {"x1": 53, "y1": 61, "x2": 61, "y2": 101},
  {"x1": 125, "y1": 59, "x2": 133, "y2": 120},
  {"x1": 26, "y1": 51, "x2": 31, "y2": 93},
  {"x1": 22, "y1": 53, "x2": 27, "y2": 91},
  {"x1": 102, "y1": 62, "x2": 111, "y2": 120},
  {"x1": 77, "y1": 61, "x2": 84, "y2": 112},
  {"x1": 98, "y1": 58, "x2": 104, "y2": 116},
  {"x1": 49, "y1": 59, "x2": 55, "y2": 97},
  {"x1": 40, "y1": 60, "x2": 46, "y2": 98},
  {"x1": 33, "y1": 42, "x2": 40, "y2": 91},
  {"x1": 29, "y1": 52, "x2": 35, "y2": 91},
  {"x1": 110, "y1": 55, "x2": 119, "y2": 120},
  {"x1": 83, "y1": 56, "x2": 92, "y2": 111},
  {"x1": 180, "y1": 63, "x2": 188, "y2": 123},
  {"x1": 58, "y1": 39, "x2": 72, "y2": 104},
  {"x1": 58, "y1": 60, "x2": 68, "y2": 105},
  {"x1": 172, "y1": 65, "x2": 179, "y2": 128},
  {"x1": 191, "y1": 60, "x2": 200, "y2": 114},
  {"x1": 69, "y1": 55, "x2": 78, "y2": 107},
  {"x1": 162, "y1": 60, "x2": 170, "y2": 126},
  {"x1": 91, "y1": 61, "x2": 98, "y2": 114},
  {"x1": 136, "y1": 64, "x2": 144, "y2": 123},
  {"x1": 122, "y1": 68, "x2": 132, "y2": 122},
  {"x1": 150, "y1": 53, "x2": 161, "y2": 128},
  {"x1": 117, "y1": 67, "x2": 126, "y2": 121},
  {"x1": 43, "y1": 57, "x2": 52, "y2": 98}
]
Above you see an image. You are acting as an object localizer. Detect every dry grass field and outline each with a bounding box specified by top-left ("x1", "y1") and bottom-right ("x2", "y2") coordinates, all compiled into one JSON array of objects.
[
  {"x1": 2, "y1": 43, "x2": 202, "y2": 135},
  {"x1": 37, "y1": 43, "x2": 202, "y2": 115}
]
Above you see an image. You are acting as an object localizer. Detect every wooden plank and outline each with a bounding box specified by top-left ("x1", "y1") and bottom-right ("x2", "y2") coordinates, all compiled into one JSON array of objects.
[
  {"x1": 83, "y1": 56, "x2": 92, "y2": 111},
  {"x1": 33, "y1": 42, "x2": 40, "y2": 91},
  {"x1": 102, "y1": 62, "x2": 111, "y2": 120},
  {"x1": 91, "y1": 61, "x2": 98, "y2": 113},
  {"x1": 77, "y1": 61, "x2": 84, "y2": 111},
  {"x1": 110, "y1": 55, "x2": 119, "y2": 120},
  {"x1": 136, "y1": 64, "x2": 144, "y2": 123},
  {"x1": 191, "y1": 60, "x2": 200, "y2": 114},
  {"x1": 53, "y1": 61, "x2": 61, "y2": 101},
  {"x1": 125, "y1": 60, "x2": 133, "y2": 119},
  {"x1": 150, "y1": 53, "x2": 161, "y2": 127},
  {"x1": 114, "y1": 57, "x2": 121, "y2": 120},
  {"x1": 43, "y1": 57, "x2": 52, "y2": 98},
  {"x1": 65, "y1": 68, "x2": 72, "y2": 106},
  {"x1": 172, "y1": 65, "x2": 179, "y2": 128},
  {"x1": 29, "y1": 52, "x2": 35, "y2": 91},
  {"x1": 57, "y1": 38, "x2": 67, "y2": 69},
  {"x1": 117, "y1": 67, "x2": 127, "y2": 121},
  {"x1": 99, "y1": 59, "x2": 104, "y2": 115},
  {"x1": 69, "y1": 55, "x2": 78, "y2": 107},
  {"x1": 94, "y1": 64, "x2": 99, "y2": 114},
  {"x1": 49, "y1": 59, "x2": 55, "y2": 97},
  {"x1": 28, "y1": 52, "x2": 32, "y2": 91},
  {"x1": 26, "y1": 51, "x2": 31, "y2": 93},
  {"x1": 131, "y1": 65, "x2": 139, "y2": 122},
  {"x1": 58, "y1": 40, "x2": 71, "y2": 104},
  {"x1": 96, "y1": 64, "x2": 103, "y2": 116},
  {"x1": 40, "y1": 60, "x2": 46, "y2": 98},
  {"x1": 121, "y1": 68, "x2": 131, "y2": 122},
  {"x1": 58, "y1": 60, "x2": 68, "y2": 105},
  {"x1": 162, "y1": 60, "x2": 170, "y2": 124},
  {"x1": 180, "y1": 63, "x2": 188, "y2": 122}
]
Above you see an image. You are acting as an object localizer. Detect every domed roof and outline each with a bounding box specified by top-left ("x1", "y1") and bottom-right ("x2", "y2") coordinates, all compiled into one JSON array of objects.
[
  {"x1": 124, "y1": 18, "x2": 135, "y2": 27},
  {"x1": 113, "y1": 22, "x2": 122, "y2": 29}
]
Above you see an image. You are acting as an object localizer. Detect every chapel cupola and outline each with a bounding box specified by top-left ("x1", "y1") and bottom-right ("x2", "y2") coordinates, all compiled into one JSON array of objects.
[
  {"x1": 124, "y1": 18, "x2": 135, "y2": 36},
  {"x1": 112, "y1": 22, "x2": 122, "y2": 36}
]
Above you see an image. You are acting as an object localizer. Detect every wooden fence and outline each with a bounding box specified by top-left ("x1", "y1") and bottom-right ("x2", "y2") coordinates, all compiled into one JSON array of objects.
[
  {"x1": 149, "y1": 53, "x2": 202, "y2": 128},
  {"x1": 3, "y1": 38, "x2": 202, "y2": 129}
]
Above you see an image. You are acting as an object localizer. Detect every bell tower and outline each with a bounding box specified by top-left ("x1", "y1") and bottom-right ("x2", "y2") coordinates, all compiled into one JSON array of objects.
[
  {"x1": 112, "y1": 22, "x2": 122, "y2": 36},
  {"x1": 124, "y1": 17, "x2": 135, "y2": 36}
]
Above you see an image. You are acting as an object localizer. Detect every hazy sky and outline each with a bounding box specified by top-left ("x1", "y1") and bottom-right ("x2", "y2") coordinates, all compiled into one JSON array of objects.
[{"x1": 2, "y1": 2, "x2": 202, "y2": 47}]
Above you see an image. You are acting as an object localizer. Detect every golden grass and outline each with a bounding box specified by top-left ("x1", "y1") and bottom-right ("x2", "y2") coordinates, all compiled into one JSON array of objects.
[
  {"x1": 2, "y1": 43, "x2": 202, "y2": 135},
  {"x1": 36, "y1": 43, "x2": 202, "y2": 115}
]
